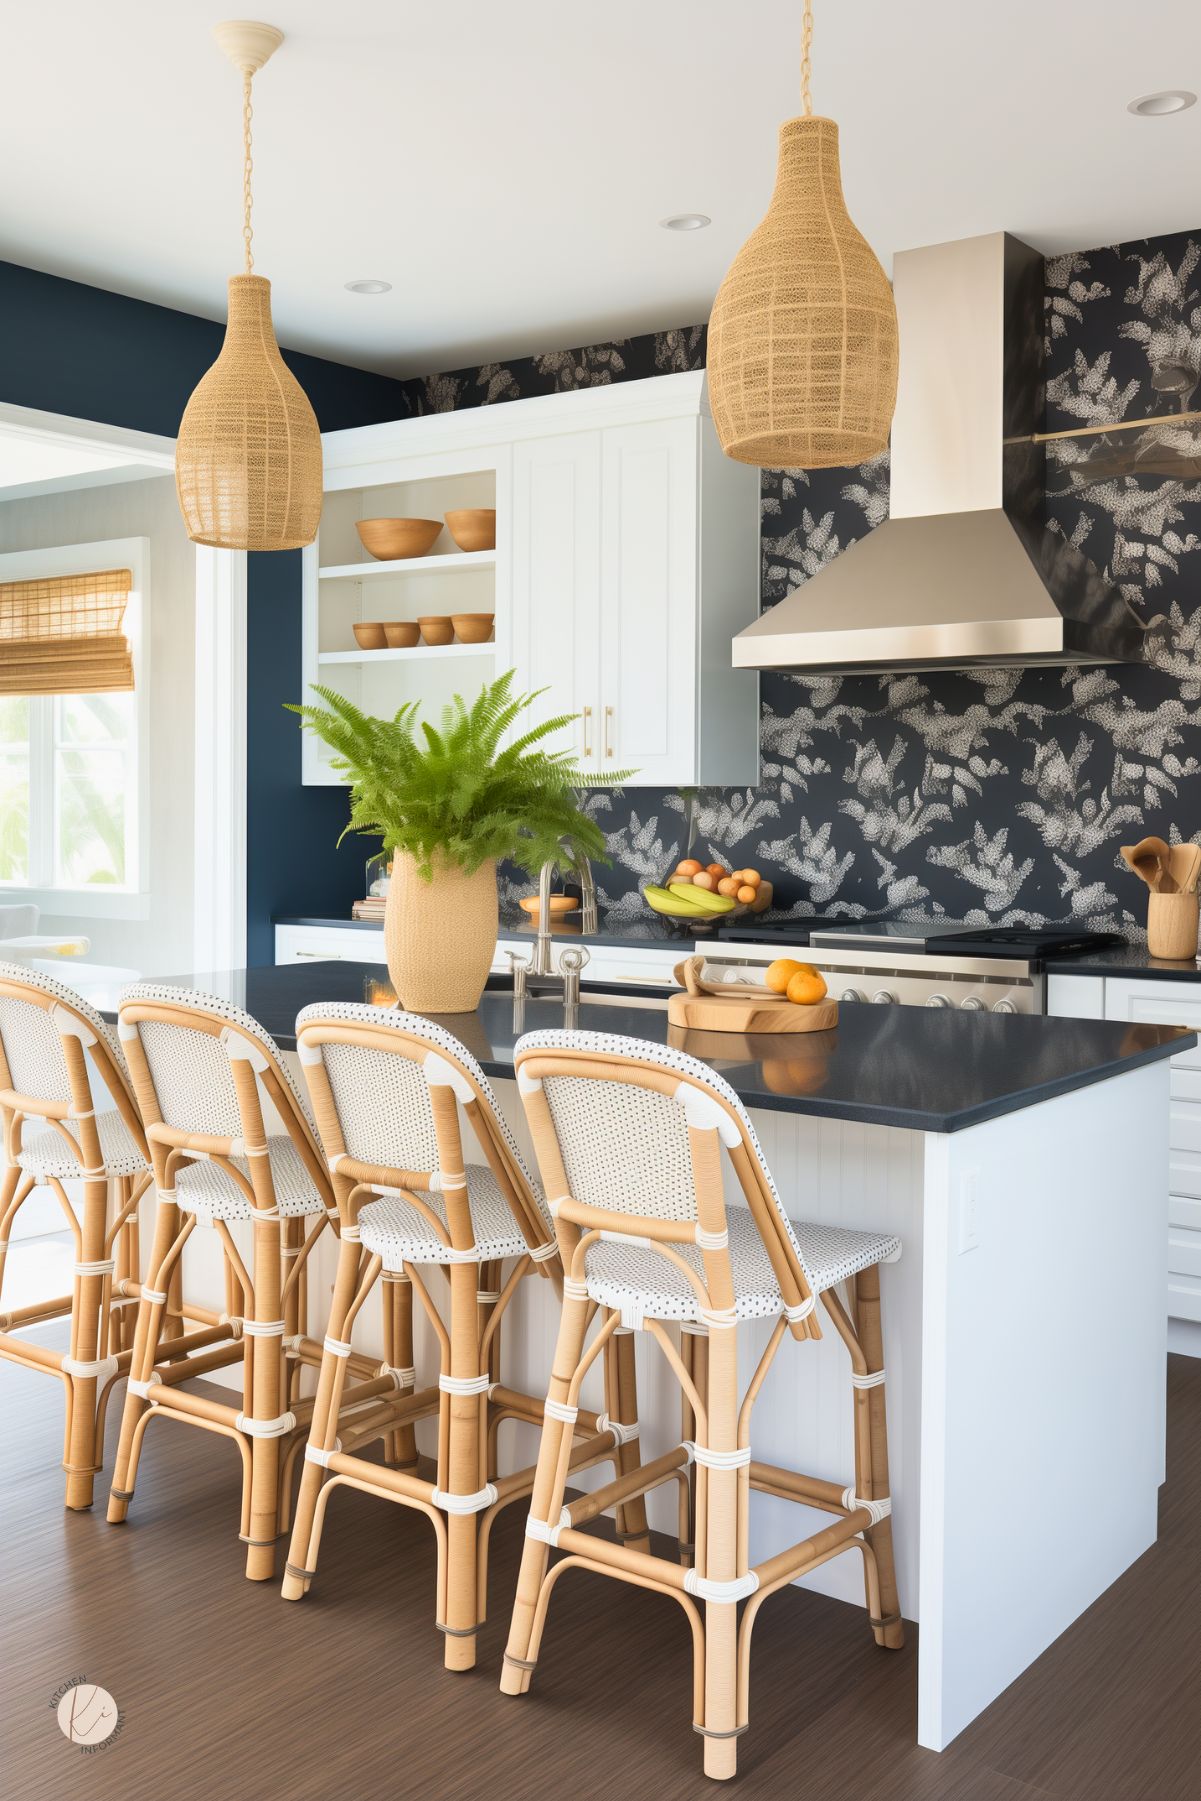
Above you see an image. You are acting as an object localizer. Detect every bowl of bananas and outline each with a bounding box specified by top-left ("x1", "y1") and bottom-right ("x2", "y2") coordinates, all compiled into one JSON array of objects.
[{"x1": 643, "y1": 858, "x2": 773, "y2": 924}]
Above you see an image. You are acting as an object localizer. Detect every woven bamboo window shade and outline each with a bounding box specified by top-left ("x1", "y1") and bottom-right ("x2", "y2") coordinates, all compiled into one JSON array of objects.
[
  {"x1": 0, "y1": 569, "x2": 134, "y2": 697},
  {"x1": 706, "y1": 1, "x2": 899, "y2": 469}
]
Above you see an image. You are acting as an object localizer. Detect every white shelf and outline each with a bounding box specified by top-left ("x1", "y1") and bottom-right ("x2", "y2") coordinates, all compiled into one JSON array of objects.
[
  {"x1": 318, "y1": 642, "x2": 496, "y2": 666},
  {"x1": 318, "y1": 549, "x2": 496, "y2": 580}
]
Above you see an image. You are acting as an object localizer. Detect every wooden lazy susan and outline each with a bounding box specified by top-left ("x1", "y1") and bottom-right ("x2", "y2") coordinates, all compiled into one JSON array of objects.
[{"x1": 667, "y1": 957, "x2": 838, "y2": 1034}]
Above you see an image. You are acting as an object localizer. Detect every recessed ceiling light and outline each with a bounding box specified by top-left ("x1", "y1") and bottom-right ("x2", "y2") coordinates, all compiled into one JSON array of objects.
[
  {"x1": 344, "y1": 278, "x2": 392, "y2": 294},
  {"x1": 660, "y1": 213, "x2": 711, "y2": 232},
  {"x1": 1127, "y1": 89, "x2": 1196, "y2": 116}
]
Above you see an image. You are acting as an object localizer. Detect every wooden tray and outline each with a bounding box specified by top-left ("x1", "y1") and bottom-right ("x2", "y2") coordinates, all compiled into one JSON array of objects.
[{"x1": 667, "y1": 957, "x2": 837, "y2": 1035}]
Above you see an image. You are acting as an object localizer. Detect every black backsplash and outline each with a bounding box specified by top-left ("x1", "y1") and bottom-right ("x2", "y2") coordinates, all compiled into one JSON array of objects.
[{"x1": 398, "y1": 230, "x2": 1201, "y2": 936}]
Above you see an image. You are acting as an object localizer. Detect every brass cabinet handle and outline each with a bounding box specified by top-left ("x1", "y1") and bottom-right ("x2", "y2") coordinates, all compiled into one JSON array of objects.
[
  {"x1": 582, "y1": 705, "x2": 593, "y2": 759},
  {"x1": 604, "y1": 705, "x2": 615, "y2": 758}
]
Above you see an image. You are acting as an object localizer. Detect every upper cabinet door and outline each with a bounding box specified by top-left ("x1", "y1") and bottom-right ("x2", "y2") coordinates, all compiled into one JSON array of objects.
[
  {"x1": 598, "y1": 417, "x2": 698, "y2": 787},
  {"x1": 510, "y1": 431, "x2": 602, "y2": 773}
]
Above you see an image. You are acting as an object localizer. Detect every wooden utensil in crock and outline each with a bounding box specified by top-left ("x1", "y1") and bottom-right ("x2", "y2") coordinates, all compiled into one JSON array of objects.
[
  {"x1": 1168, "y1": 843, "x2": 1201, "y2": 895},
  {"x1": 1121, "y1": 836, "x2": 1175, "y2": 893}
]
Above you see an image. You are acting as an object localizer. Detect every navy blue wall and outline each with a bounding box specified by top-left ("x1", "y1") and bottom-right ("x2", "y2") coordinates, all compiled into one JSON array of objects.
[{"x1": 0, "y1": 258, "x2": 406, "y2": 965}]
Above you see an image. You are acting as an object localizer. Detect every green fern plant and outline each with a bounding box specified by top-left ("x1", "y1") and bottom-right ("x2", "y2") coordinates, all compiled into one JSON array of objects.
[{"x1": 286, "y1": 670, "x2": 631, "y2": 881}]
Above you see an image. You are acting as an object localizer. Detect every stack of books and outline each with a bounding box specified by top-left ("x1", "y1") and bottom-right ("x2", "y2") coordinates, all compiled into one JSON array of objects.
[{"x1": 351, "y1": 896, "x2": 387, "y2": 921}]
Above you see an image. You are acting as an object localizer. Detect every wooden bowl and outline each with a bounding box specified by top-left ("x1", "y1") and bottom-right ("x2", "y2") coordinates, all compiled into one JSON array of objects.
[
  {"x1": 353, "y1": 621, "x2": 387, "y2": 650},
  {"x1": 383, "y1": 621, "x2": 420, "y2": 649},
  {"x1": 451, "y1": 612, "x2": 495, "y2": 644},
  {"x1": 417, "y1": 614, "x2": 454, "y2": 646},
  {"x1": 356, "y1": 517, "x2": 442, "y2": 560},
  {"x1": 444, "y1": 508, "x2": 496, "y2": 552},
  {"x1": 519, "y1": 893, "x2": 580, "y2": 922}
]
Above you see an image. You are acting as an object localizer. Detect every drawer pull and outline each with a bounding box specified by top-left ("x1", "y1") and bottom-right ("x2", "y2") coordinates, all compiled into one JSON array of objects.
[{"x1": 582, "y1": 705, "x2": 593, "y2": 760}]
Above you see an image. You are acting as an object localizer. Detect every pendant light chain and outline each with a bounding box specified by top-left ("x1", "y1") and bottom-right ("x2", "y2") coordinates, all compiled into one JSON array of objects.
[
  {"x1": 242, "y1": 68, "x2": 255, "y2": 274},
  {"x1": 800, "y1": 0, "x2": 813, "y2": 116}
]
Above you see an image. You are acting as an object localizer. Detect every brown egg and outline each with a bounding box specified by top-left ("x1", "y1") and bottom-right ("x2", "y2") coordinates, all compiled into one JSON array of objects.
[{"x1": 692, "y1": 871, "x2": 716, "y2": 891}]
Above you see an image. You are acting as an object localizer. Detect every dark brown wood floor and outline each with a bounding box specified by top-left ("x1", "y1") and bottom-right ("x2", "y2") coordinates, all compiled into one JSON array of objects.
[{"x1": 1, "y1": 1331, "x2": 1198, "y2": 1801}]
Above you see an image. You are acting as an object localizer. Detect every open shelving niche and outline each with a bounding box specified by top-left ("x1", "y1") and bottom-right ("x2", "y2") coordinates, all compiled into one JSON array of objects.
[{"x1": 301, "y1": 449, "x2": 507, "y2": 785}]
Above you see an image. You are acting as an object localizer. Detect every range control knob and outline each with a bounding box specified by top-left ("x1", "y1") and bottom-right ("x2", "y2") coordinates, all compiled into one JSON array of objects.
[
  {"x1": 960, "y1": 996, "x2": 985, "y2": 1011},
  {"x1": 871, "y1": 989, "x2": 896, "y2": 1005},
  {"x1": 839, "y1": 987, "x2": 864, "y2": 1003},
  {"x1": 992, "y1": 998, "x2": 1017, "y2": 1014},
  {"x1": 925, "y1": 993, "x2": 951, "y2": 1008}
]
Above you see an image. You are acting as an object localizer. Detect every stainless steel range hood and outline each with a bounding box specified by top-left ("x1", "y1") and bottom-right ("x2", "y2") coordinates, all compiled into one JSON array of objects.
[{"x1": 731, "y1": 231, "x2": 1149, "y2": 674}]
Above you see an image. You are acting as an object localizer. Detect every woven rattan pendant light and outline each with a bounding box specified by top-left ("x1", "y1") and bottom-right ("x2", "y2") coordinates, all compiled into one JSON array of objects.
[
  {"x1": 176, "y1": 21, "x2": 322, "y2": 551},
  {"x1": 707, "y1": 0, "x2": 899, "y2": 469}
]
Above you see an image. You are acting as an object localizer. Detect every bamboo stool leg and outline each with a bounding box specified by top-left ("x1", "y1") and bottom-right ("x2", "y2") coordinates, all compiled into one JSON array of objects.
[
  {"x1": 243, "y1": 1214, "x2": 285, "y2": 1580},
  {"x1": 698, "y1": 1320, "x2": 742, "y2": 1780},
  {"x1": 62, "y1": 1174, "x2": 111, "y2": 1509},
  {"x1": 854, "y1": 1265, "x2": 904, "y2": 1650},
  {"x1": 610, "y1": 1326, "x2": 650, "y2": 1554},
  {"x1": 443, "y1": 1260, "x2": 485, "y2": 1670},
  {"x1": 392, "y1": 1270, "x2": 418, "y2": 1468},
  {"x1": 282, "y1": 1233, "x2": 367, "y2": 1600},
  {"x1": 500, "y1": 1289, "x2": 592, "y2": 1696},
  {"x1": 107, "y1": 1195, "x2": 184, "y2": 1522}
]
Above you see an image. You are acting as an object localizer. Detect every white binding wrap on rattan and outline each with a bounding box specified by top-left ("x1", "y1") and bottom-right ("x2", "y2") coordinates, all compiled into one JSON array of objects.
[
  {"x1": 841, "y1": 1486, "x2": 892, "y2": 1525},
  {"x1": 784, "y1": 1294, "x2": 818, "y2": 1324},
  {"x1": 381, "y1": 1364, "x2": 416, "y2": 1388},
  {"x1": 219, "y1": 1026, "x2": 269, "y2": 1071},
  {"x1": 543, "y1": 1398, "x2": 578, "y2": 1425},
  {"x1": 117, "y1": 1019, "x2": 137, "y2": 1042},
  {"x1": 525, "y1": 1509, "x2": 571, "y2": 1548},
  {"x1": 476, "y1": 1289, "x2": 501, "y2": 1305},
  {"x1": 61, "y1": 1354, "x2": 119, "y2": 1382},
  {"x1": 516, "y1": 1066, "x2": 542, "y2": 1096},
  {"x1": 439, "y1": 1372, "x2": 490, "y2": 1396},
  {"x1": 596, "y1": 1411, "x2": 640, "y2": 1445},
  {"x1": 48, "y1": 1001, "x2": 97, "y2": 1046},
  {"x1": 432, "y1": 1482, "x2": 499, "y2": 1515},
  {"x1": 235, "y1": 1411, "x2": 297, "y2": 1439},
  {"x1": 699, "y1": 1306, "x2": 739, "y2": 1332},
  {"x1": 140, "y1": 1285, "x2": 168, "y2": 1305},
  {"x1": 74, "y1": 1258, "x2": 116, "y2": 1277},
  {"x1": 323, "y1": 1334, "x2": 353, "y2": 1358},
  {"x1": 422, "y1": 1050, "x2": 474, "y2": 1102},
  {"x1": 529, "y1": 1238, "x2": 558, "y2": 1262},
  {"x1": 673, "y1": 1082, "x2": 742, "y2": 1147},
  {"x1": 562, "y1": 1276, "x2": 589, "y2": 1302},
  {"x1": 851, "y1": 1368, "x2": 887, "y2": 1390},
  {"x1": 695, "y1": 1225, "x2": 729, "y2": 1251},
  {"x1": 128, "y1": 1376, "x2": 155, "y2": 1399},
  {"x1": 305, "y1": 1438, "x2": 342, "y2": 1468},
  {"x1": 241, "y1": 1317, "x2": 285, "y2": 1338},
  {"x1": 297, "y1": 1040, "x2": 323, "y2": 1066},
  {"x1": 684, "y1": 1569, "x2": 760, "y2": 1603},
  {"x1": 67, "y1": 1105, "x2": 94, "y2": 1120},
  {"x1": 683, "y1": 1441, "x2": 751, "y2": 1470}
]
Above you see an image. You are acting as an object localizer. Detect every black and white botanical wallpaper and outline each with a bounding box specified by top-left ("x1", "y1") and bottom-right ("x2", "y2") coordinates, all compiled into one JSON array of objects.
[{"x1": 401, "y1": 228, "x2": 1201, "y2": 935}]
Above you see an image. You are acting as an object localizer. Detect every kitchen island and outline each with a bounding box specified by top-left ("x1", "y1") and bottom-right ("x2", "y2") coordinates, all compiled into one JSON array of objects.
[{"x1": 92, "y1": 963, "x2": 1190, "y2": 1753}]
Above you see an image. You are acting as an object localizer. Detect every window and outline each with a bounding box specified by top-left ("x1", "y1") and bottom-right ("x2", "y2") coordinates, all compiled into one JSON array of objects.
[{"x1": 0, "y1": 539, "x2": 148, "y2": 916}]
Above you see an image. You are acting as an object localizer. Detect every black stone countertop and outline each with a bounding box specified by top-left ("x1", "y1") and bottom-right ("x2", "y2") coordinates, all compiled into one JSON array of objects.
[
  {"x1": 96, "y1": 961, "x2": 1192, "y2": 1135},
  {"x1": 275, "y1": 911, "x2": 709, "y2": 949},
  {"x1": 1043, "y1": 943, "x2": 1201, "y2": 983}
]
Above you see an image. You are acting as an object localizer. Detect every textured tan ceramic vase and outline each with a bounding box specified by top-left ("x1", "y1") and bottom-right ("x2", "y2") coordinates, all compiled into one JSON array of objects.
[{"x1": 384, "y1": 853, "x2": 498, "y2": 1012}]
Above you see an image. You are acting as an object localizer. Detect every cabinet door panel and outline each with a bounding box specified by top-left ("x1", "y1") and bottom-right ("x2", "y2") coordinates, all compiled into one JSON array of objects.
[
  {"x1": 599, "y1": 418, "x2": 697, "y2": 785},
  {"x1": 510, "y1": 432, "x2": 601, "y2": 771}
]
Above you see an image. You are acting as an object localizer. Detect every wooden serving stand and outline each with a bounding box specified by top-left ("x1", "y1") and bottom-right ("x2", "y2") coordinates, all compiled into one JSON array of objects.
[{"x1": 667, "y1": 957, "x2": 838, "y2": 1034}]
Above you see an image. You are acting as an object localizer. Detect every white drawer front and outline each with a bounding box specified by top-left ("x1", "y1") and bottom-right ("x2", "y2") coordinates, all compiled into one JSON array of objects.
[
  {"x1": 1169, "y1": 1226, "x2": 1201, "y2": 1279},
  {"x1": 1104, "y1": 978, "x2": 1201, "y2": 1068},
  {"x1": 1170, "y1": 1151, "x2": 1201, "y2": 1198},
  {"x1": 1168, "y1": 1271, "x2": 1201, "y2": 1323},
  {"x1": 1172, "y1": 1066, "x2": 1201, "y2": 1104},
  {"x1": 1171, "y1": 1099, "x2": 1201, "y2": 1153},
  {"x1": 275, "y1": 925, "x2": 386, "y2": 965},
  {"x1": 1169, "y1": 1192, "x2": 1201, "y2": 1233}
]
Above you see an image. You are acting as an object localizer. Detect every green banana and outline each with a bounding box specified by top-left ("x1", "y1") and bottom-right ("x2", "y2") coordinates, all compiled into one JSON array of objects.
[
  {"x1": 644, "y1": 884, "x2": 712, "y2": 917},
  {"x1": 668, "y1": 881, "x2": 737, "y2": 915}
]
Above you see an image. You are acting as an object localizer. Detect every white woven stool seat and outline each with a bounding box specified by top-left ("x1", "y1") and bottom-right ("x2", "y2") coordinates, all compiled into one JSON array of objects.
[
  {"x1": 175, "y1": 1137, "x2": 324, "y2": 1221},
  {"x1": 585, "y1": 1207, "x2": 900, "y2": 1325},
  {"x1": 17, "y1": 1109, "x2": 147, "y2": 1180},
  {"x1": 358, "y1": 1165, "x2": 539, "y2": 1268}
]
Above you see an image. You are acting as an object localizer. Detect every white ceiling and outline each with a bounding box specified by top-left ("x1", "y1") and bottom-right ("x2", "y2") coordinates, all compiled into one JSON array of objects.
[{"x1": 2, "y1": 1, "x2": 1200, "y2": 379}]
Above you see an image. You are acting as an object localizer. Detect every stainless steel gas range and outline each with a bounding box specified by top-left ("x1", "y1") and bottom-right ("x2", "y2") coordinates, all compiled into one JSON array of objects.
[{"x1": 698, "y1": 920, "x2": 1123, "y2": 1015}]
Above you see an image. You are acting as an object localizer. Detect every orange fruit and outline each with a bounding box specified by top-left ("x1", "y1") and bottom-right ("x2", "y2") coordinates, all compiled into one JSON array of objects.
[
  {"x1": 740, "y1": 869, "x2": 761, "y2": 888},
  {"x1": 676, "y1": 858, "x2": 702, "y2": 877},
  {"x1": 706, "y1": 863, "x2": 727, "y2": 880},
  {"x1": 717, "y1": 876, "x2": 740, "y2": 896},
  {"x1": 786, "y1": 967, "x2": 828, "y2": 1007},
  {"x1": 765, "y1": 958, "x2": 803, "y2": 994},
  {"x1": 736, "y1": 885, "x2": 757, "y2": 904}
]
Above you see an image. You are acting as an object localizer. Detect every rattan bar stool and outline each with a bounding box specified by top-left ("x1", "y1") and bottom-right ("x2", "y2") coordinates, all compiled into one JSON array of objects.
[
  {"x1": 0, "y1": 963, "x2": 151, "y2": 1508},
  {"x1": 281, "y1": 1002, "x2": 646, "y2": 1670},
  {"x1": 105, "y1": 984, "x2": 400, "y2": 1580},
  {"x1": 501, "y1": 1030, "x2": 904, "y2": 1781}
]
